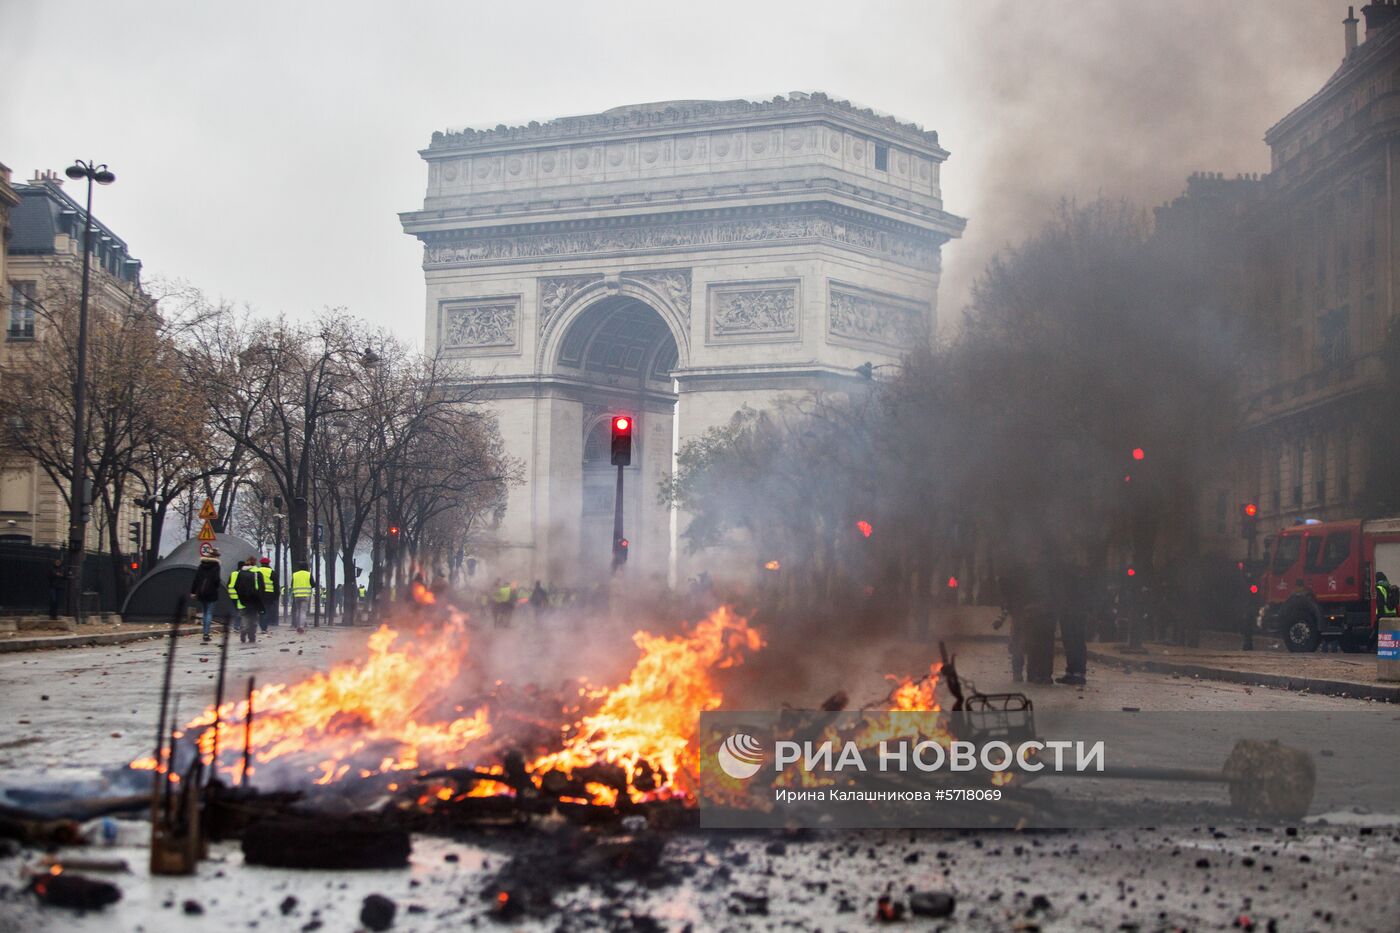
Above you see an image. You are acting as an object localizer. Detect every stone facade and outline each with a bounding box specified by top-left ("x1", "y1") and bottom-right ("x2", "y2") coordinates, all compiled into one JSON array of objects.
[
  {"x1": 1, "y1": 172, "x2": 146, "y2": 551},
  {"x1": 401, "y1": 94, "x2": 964, "y2": 585},
  {"x1": 1160, "y1": 6, "x2": 1400, "y2": 555}
]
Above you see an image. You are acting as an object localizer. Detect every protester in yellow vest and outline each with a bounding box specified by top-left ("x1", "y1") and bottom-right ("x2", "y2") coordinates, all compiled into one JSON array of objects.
[
  {"x1": 257, "y1": 557, "x2": 278, "y2": 628},
  {"x1": 290, "y1": 562, "x2": 315, "y2": 634},
  {"x1": 227, "y1": 559, "x2": 245, "y2": 610}
]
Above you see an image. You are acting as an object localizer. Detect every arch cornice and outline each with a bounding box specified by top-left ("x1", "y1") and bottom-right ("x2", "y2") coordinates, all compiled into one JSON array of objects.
[{"x1": 536, "y1": 275, "x2": 691, "y2": 376}]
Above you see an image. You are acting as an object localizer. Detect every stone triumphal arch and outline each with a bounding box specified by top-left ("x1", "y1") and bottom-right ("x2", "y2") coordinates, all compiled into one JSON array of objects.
[{"x1": 400, "y1": 94, "x2": 964, "y2": 585}]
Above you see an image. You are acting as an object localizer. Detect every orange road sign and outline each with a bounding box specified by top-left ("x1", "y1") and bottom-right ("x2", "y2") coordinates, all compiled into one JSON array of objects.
[
  {"x1": 199, "y1": 499, "x2": 217, "y2": 520},
  {"x1": 198, "y1": 521, "x2": 217, "y2": 542}
]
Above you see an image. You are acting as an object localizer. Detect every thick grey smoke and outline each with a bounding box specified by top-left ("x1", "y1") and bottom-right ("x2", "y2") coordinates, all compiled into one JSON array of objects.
[{"x1": 936, "y1": 0, "x2": 1342, "y2": 323}]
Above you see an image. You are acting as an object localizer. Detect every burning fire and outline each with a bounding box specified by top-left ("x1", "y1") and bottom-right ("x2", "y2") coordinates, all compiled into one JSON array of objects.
[
  {"x1": 134, "y1": 606, "x2": 765, "y2": 805},
  {"x1": 410, "y1": 580, "x2": 436, "y2": 605},
  {"x1": 530, "y1": 606, "x2": 763, "y2": 802}
]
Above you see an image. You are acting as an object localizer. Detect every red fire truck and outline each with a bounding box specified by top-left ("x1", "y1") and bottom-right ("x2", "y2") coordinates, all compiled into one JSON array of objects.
[{"x1": 1256, "y1": 518, "x2": 1400, "y2": 652}]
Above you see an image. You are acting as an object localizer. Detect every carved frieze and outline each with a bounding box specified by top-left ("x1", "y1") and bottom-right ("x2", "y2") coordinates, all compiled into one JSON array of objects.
[
  {"x1": 827, "y1": 285, "x2": 926, "y2": 349},
  {"x1": 440, "y1": 297, "x2": 519, "y2": 353},
  {"x1": 625, "y1": 269, "x2": 692, "y2": 323},
  {"x1": 709, "y1": 282, "x2": 799, "y2": 341},
  {"x1": 537, "y1": 275, "x2": 602, "y2": 332},
  {"x1": 423, "y1": 211, "x2": 940, "y2": 271}
]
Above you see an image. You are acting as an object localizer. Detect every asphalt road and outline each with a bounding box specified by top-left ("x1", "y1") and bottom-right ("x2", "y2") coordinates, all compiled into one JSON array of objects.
[{"x1": 1, "y1": 621, "x2": 1398, "y2": 930}]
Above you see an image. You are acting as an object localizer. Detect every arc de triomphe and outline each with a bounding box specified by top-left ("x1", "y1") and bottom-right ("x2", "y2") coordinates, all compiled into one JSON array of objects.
[{"x1": 400, "y1": 93, "x2": 964, "y2": 586}]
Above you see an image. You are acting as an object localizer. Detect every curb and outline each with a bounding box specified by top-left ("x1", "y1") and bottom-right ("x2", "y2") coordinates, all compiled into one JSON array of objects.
[
  {"x1": 1085, "y1": 648, "x2": 1400, "y2": 703},
  {"x1": 0, "y1": 628, "x2": 186, "y2": 653}
]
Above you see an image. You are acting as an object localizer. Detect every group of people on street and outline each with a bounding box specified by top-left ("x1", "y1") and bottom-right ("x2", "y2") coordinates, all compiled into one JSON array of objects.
[
  {"x1": 189, "y1": 548, "x2": 317, "y2": 643},
  {"x1": 997, "y1": 561, "x2": 1091, "y2": 686},
  {"x1": 487, "y1": 579, "x2": 553, "y2": 628}
]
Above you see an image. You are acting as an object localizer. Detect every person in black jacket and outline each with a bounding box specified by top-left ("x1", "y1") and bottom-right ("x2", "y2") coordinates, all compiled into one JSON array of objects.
[
  {"x1": 190, "y1": 549, "x2": 224, "y2": 642},
  {"x1": 234, "y1": 556, "x2": 264, "y2": 644}
]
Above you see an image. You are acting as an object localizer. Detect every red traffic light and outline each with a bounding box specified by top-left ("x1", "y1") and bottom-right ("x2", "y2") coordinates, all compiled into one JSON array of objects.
[
  {"x1": 619, "y1": 538, "x2": 629, "y2": 549},
  {"x1": 389, "y1": 525, "x2": 400, "y2": 536},
  {"x1": 855, "y1": 520, "x2": 873, "y2": 538},
  {"x1": 946, "y1": 576, "x2": 959, "y2": 589},
  {"x1": 1243, "y1": 502, "x2": 1258, "y2": 518},
  {"x1": 1249, "y1": 584, "x2": 1259, "y2": 594},
  {"x1": 610, "y1": 415, "x2": 633, "y2": 466},
  {"x1": 129, "y1": 561, "x2": 139, "y2": 571},
  {"x1": 1131, "y1": 447, "x2": 1145, "y2": 461},
  {"x1": 1126, "y1": 567, "x2": 1136, "y2": 577}
]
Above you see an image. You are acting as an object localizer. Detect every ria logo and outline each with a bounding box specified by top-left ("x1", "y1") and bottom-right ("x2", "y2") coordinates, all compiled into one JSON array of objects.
[{"x1": 716, "y1": 733, "x2": 765, "y2": 780}]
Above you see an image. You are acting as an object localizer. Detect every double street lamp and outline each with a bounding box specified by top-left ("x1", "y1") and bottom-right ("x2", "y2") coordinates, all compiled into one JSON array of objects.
[{"x1": 64, "y1": 159, "x2": 115, "y2": 622}]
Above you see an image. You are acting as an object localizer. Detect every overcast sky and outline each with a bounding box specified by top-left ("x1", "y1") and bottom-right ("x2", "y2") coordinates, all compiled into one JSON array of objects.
[{"x1": 2, "y1": 1, "x2": 1344, "y2": 344}]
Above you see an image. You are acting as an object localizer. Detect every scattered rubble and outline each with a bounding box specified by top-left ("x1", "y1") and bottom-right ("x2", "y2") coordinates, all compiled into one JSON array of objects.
[
  {"x1": 27, "y1": 871, "x2": 122, "y2": 911},
  {"x1": 359, "y1": 893, "x2": 396, "y2": 930}
]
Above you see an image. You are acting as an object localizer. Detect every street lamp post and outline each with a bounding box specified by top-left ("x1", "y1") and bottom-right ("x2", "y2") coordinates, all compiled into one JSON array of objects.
[{"x1": 63, "y1": 160, "x2": 115, "y2": 622}]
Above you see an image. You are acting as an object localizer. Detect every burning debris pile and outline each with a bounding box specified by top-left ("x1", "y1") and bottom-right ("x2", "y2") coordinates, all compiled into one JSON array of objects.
[{"x1": 133, "y1": 606, "x2": 769, "y2": 815}]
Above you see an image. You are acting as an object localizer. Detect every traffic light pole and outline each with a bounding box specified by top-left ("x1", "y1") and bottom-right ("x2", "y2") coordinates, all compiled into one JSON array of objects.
[{"x1": 612, "y1": 463, "x2": 625, "y2": 572}]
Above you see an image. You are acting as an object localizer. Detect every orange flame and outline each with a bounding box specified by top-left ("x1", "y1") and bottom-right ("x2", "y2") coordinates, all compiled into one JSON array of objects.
[
  {"x1": 529, "y1": 606, "x2": 764, "y2": 802},
  {"x1": 132, "y1": 606, "x2": 764, "y2": 806}
]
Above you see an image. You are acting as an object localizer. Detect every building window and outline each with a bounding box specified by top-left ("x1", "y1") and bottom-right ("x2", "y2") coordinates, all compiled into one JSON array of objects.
[
  {"x1": 874, "y1": 144, "x2": 889, "y2": 172},
  {"x1": 1338, "y1": 431, "x2": 1351, "y2": 501},
  {"x1": 7, "y1": 282, "x2": 36, "y2": 340},
  {"x1": 1317, "y1": 307, "x2": 1349, "y2": 367},
  {"x1": 1294, "y1": 440, "x2": 1305, "y2": 507}
]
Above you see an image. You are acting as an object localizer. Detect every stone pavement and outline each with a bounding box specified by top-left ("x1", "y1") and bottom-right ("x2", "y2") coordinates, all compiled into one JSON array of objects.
[{"x1": 1086, "y1": 631, "x2": 1400, "y2": 702}]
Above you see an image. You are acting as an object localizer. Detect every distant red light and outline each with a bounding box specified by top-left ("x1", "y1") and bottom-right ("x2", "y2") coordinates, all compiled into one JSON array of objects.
[
  {"x1": 1124, "y1": 474, "x2": 1131, "y2": 483},
  {"x1": 856, "y1": 520, "x2": 873, "y2": 538},
  {"x1": 947, "y1": 576, "x2": 959, "y2": 589},
  {"x1": 613, "y1": 417, "x2": 630, "y2": 432},
  {"x1": 1126, "y1": 567, "x2": 1136, "y2": 577},
  {"x1": 1243, "y1": 503, "x2": 1258, "y2": 517},
  {"x1": 1249, "y1": 584, "x2": 1259, "y2": 594},
  {"x1": 130, "y1": 562, "x2": 139, "y2": 571},
  {"x1": 1132, "y1": 448, "x2": 1145, "y2": 461}
]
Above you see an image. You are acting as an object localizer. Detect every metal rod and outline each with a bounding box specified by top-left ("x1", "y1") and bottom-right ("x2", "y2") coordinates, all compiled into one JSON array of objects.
[
  {"x1": 164, "y1": 697, "x2": 179, "y2": 822},
  {"x1": 241, "y1": 676, "x2": 255, "y2": 788},
  {"x1": 209, "y1": 616, "x2": 232, "y2": 780},
  {"x1": 152, "y1": 599, "x2": 183, "y2": 782}
]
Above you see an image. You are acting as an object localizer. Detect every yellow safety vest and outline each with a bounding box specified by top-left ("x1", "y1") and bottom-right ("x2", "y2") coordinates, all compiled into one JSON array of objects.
[
  {"x1": 227, "y1": 570, "x2": 243, "y2": 609},
  {"x1": 494, "y1": 585, "x2": 512, "y2": 604},
  {"x1": 258, "y1": 565, "x2": 274, "y2": 593},
  {"x1": 291, "y1": 569, "x2": 313, "y2": 599}
]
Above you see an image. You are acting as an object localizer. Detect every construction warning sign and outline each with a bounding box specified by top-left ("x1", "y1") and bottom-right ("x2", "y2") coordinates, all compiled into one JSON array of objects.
[
  {"x1": 198, "y1": 521, "x2": 217, "y2": 542},
  {"x1": 199, "y1": 499, "x2": 218, "y2": 520}
]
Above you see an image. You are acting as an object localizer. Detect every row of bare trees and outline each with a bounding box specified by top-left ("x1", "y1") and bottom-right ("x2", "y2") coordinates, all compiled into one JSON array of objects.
[
  {"x1": 174, "y1": 292, "x2": 515, "y2": 616},
  {"x1": 665, "y1": 200, "x2": 1243, "y2": 630},
  {"x1": 2, "y1": 278, "x2": 515, "y2": 607}
]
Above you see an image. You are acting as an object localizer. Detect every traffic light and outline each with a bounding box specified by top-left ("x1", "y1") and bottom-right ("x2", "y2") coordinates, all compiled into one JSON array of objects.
[
  {"x1": 1131, "y1": 447, "x2": 1145, "y2": 461},
  {"x1": 613, "y1": 536, "x2": 629, "y2": 565},
  {"x1": 389, "y1": 525, "x2": 400, "y2": 538},
  {"x1": 1240, "y1": 502, "x2": 1258, "y2": 539},
  {"x1": 610, "y1": 416, "x2": 632, "y2": 466},
  {"x1": 128, "y1": 521, "x2": 140, "y2": 544}
]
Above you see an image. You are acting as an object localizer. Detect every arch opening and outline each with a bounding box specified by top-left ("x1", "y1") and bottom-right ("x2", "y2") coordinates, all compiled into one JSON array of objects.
[{"x1": 552, "y1": 295, "x2": 678, "y2": 577}]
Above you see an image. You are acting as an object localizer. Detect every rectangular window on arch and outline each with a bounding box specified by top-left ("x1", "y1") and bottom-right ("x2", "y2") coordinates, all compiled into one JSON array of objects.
[{"x1": 874, "y1": 144, "x2": 889, "y2": 172}]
